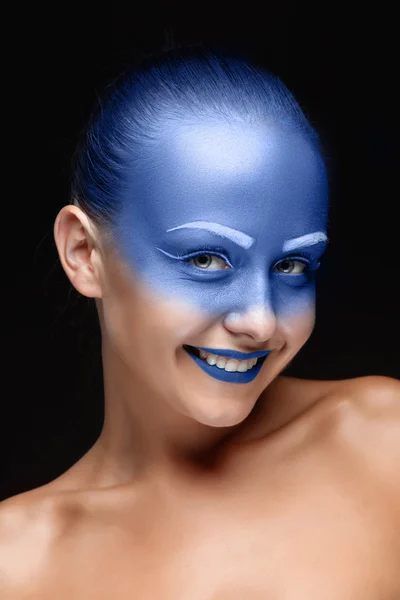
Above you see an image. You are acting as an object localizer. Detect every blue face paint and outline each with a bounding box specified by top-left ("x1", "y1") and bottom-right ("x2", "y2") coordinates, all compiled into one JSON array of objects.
[{"x1": 113, "y1": 122, "x2": 328, "y2": 322}]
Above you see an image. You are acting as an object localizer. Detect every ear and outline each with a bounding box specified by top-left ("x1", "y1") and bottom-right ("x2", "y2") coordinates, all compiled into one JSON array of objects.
[{"x1": 53, "y1": 204, "x2": 104, "y2": 299}]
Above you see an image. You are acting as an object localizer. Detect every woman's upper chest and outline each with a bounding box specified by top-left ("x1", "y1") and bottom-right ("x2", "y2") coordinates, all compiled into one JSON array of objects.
[
  {"x1": 43, "y1": 420, "x2": 400, "y2": 600},
  {"x1": 42, "y1": 486, "x2": 398, "y2": 600}
]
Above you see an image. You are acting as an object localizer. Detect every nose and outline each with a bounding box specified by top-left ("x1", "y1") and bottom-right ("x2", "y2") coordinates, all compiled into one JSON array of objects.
[{"x1": 223, "y1": 304, "x2": 277, "y2": 343}]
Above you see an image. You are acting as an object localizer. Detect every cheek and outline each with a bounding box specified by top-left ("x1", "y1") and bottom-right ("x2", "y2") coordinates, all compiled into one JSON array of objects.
[
  {"x1": 274, "y1": 280, "x2": 317, "y2": 316},
  {"x1": 278, "y1": 305, "x2": 316, "y2": 347},
  {"x1": 100, "y1": 274, "x2": 214, "y2": 361},
  {"x1": 147, "y1": 294, "x2": 214, "y2": 345}
]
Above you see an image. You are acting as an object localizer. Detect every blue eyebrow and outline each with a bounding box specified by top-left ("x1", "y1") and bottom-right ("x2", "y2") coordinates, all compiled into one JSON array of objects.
[
  {"x1": 166, "y1": 221, "x2": 255, "y2": 250},
  {"x1": 283, "y1": 232, "x2": 328, "y2": 252}
]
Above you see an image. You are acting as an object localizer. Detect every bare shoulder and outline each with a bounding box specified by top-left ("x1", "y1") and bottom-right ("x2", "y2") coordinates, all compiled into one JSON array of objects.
[
  {"x1": 243, "y1": 375, "x2": 399, "y2": 444},
  {"x1": 348, "y1": 374, "x2": 400, "y2": 411},
  {"x1": 347, "y1": 375, "x2": 400, "y2": 473},
  {"x1": 266, "y1": 375, "x2": 399, "y2": 468},
  {"x1": 0, "y1": 488, "x2": 57, "y2": 597},
  {"x1": 310, "y1": 374, "x2": 400, "y2": 423},
  {"x1": 304, "y1": 375, "x2": 400, "y2": 493},
  {"x1": 0, "y1": 484, "x2": 90, "y2": 598},
  {"x1": 283, "y1": 373, "x2": 400, "y2": 419}
]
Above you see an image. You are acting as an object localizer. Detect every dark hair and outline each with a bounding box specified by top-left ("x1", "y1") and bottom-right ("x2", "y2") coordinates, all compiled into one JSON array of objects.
[{"x1": 71, "y1": 43, "x2": 323, "y2": 243}]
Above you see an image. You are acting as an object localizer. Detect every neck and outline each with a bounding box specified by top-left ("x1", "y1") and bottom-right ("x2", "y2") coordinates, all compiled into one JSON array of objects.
[{"x1": 91, "y1": 338, "x2": 252, "y2": 488}]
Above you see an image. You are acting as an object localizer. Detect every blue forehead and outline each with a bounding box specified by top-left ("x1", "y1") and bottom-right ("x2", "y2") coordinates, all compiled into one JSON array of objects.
[
  {"x1": 116, "y1": 122, "x2": 327, "y2": 253},
  {"x1": 112, "y1": 121, "x2": 328, "y2": 315}
]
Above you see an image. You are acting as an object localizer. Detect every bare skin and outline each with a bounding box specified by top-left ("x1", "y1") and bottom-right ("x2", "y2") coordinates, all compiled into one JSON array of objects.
[{"x1": 1, "y1": 374, "x2": 399, "y2": 600}]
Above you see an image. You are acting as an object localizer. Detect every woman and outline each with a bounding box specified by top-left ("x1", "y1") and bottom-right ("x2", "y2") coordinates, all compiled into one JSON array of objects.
[{"x1": 1, "y1": 45, "x2": 399, "y2": 599}]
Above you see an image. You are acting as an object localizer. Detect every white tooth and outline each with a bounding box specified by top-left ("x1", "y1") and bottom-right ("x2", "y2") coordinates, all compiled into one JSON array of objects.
[
  {"x1": 224, "y1": 359, "x2": 239, "y2": 372},
  {"x1": 216, "y1": 357, "x2": 228, "y2": 369},
  {"x1": 206, "y1": 354, "x2": 217, "y2": 365},
  {"x1": 198, "y1": 349, "x2": 258, "y2": 372},
  {"x1": 237, "y1": 361, "x2": 250, "y2": 372}
]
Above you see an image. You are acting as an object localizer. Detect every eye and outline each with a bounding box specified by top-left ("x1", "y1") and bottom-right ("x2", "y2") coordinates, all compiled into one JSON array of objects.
[
  {"x1": 274, "y1": 259, "x2": 309, "y2": 275},
  {"x1": 189, "y1": 253, "x2": 231, "y2": 270},
  {"x1": 156, "y1": 245, "x2": 234, "y2": 271}
]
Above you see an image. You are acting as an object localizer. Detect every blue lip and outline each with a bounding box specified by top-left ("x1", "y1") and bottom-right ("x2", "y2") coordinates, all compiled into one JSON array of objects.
[
  {"x1": 184, "y1": 348, "x2": 269, "y2": 384},
  {"x1": 194, "y1": 346, "x2": 271, "y2": 360}
]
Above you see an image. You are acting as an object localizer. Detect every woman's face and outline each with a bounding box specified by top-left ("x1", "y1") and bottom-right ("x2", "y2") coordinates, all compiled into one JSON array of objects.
[{"x1": 97, "y1": 120, "x2": 328, "y2": 427}]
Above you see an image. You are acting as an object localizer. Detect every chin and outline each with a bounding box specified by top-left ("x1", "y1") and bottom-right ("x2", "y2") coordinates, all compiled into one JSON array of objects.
[{"x1": 179, "y1": 386, "x2": 259, "y2": 429}]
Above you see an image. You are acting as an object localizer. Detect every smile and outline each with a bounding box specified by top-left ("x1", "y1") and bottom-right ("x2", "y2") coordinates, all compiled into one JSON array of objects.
[{"x1": 183, "y1": 345, "x2": 271, "y2": 384}]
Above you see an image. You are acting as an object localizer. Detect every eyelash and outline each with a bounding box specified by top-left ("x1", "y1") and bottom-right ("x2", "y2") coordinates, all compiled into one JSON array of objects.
[{"x1": 179, "y1": 246, "x2": 319, "y2": 272}]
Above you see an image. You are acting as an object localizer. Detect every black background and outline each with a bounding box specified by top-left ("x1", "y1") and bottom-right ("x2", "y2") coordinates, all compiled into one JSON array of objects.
[{"x1": 1, "y1": 3, "x2": 399, "y2": 500}]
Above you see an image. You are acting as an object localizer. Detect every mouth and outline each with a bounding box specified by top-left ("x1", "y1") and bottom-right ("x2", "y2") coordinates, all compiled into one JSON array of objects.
[
  {"x1": 184, "y1": 345, "x2": 201, "y2": 358},
  {"x1": 182, "y1": 344, "x2": 270, "y2": 385},
  {"x1": 183, "y1": 345, "x2": 270, "y2": 360}
]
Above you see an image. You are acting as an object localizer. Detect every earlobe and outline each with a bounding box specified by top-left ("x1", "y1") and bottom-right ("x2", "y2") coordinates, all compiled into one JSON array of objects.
[{"x1": 53, "y1": 205, "x2": 104, "y2": 299}]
